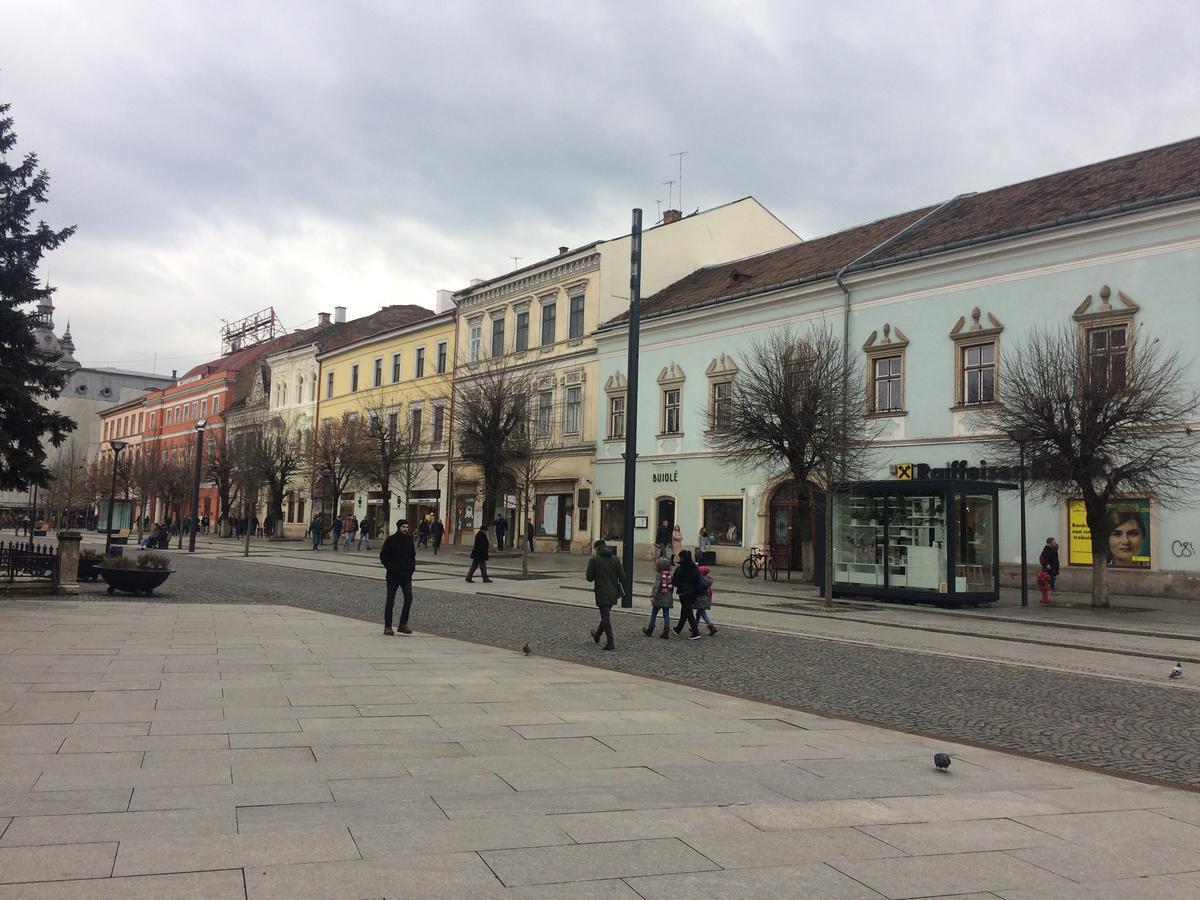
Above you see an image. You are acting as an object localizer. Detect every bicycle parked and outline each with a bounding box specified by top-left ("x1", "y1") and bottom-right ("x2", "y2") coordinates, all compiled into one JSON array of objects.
[{"x1": 742, "y1": 546, "x2": 777, "y2": 581}]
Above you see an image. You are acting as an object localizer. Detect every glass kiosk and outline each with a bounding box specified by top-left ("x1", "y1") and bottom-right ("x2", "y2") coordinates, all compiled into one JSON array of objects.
[{"x1": 820, "y1": 479, "x2": 1012, "y2": 605}]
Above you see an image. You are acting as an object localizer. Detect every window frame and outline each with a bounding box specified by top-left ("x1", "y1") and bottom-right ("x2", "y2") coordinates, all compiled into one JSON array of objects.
[
  {"x1": 563, "y1": 385, "x2": 582, "y2": 435},
  {"x1": 536, "y1": 390, "x2": 553, "y2": 438},
  {"x1": 515, "y1": 310, "x2": 530, "y2": 351},
  {"x1": 436, "y1": 341, "x2": 448, "y2": 374},
  {"x1": 608, "y1": 394, "x2": 626, "y2": 440},
  {"x1": 491, "y1": 315, "x2": 505, "y2": 358},
  {"x1": 350, "y1": 364, "x2": 360, "y2": 393},
  {"x1": 540, "y1": 301, "x2": 556, "y2": 346},
  {"x1": 711, "y1": 380, "x2": 734, "y2": 432},
  {"x1": 326, "y1": 371, "x2": 335, "y2": 400},
  {"x1": 468, "y1": 318, "x2": 482, "y2": 363},
  {"x1": 862, "y1": 323, "x2": 908, "y2": 417},
  {"x1": 662, "y1": 388, "x2": 681, "y2": 435},
  {"x1": 568, "y1": 294, "x2": 585, "y2": 339},
  {"x1": 415, "y1": 346, "x2": 425, "y2": 378},
  {"x1": 432, "y1": 404, "x2": 445, "y2": 444},
  {"x1": 372, "y1": 358, "x2": 383, "y2": 388},
  {"x1": 391, "y1": 352, "x2": 401, "y2": 383}
]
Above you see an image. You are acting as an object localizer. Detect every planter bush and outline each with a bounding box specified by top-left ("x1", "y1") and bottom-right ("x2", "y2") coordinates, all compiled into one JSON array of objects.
[
  {"x1": 97, "y1": 554, "x2": 174, "y2": 596},
  {"x1": 78, "y1": 550, "x2": 103, "y2": 582}
]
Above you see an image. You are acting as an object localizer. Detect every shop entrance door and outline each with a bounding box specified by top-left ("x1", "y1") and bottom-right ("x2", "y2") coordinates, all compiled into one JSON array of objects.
[
  {"x1": 655, "y1": 497, "x2": 675, "y2": 529},
  {"x1": 769, "y1": 481, "x2": 812, "y2": 576}
]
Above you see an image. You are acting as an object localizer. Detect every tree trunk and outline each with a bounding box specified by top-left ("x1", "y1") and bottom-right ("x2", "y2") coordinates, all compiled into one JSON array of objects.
[
  {"x1": 1091, "y1": 546, "x2": 1111, "y2": 608},
  {"x1": 822, "y1": 485, "x2": 834, "y2": 609}
]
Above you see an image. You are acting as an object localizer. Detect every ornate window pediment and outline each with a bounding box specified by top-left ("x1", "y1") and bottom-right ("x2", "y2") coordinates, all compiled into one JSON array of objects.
[
  {"x1": 656, "y1": 362, "x2": 685, "y2": 386},
  {"x1": 1073, "y1": 284, "x2": 1139, "y2": 324},
  {"x1": 862, "y1": 322, "x2": 909, "y2": 352},
  {"x1": 949, "y1": 307, "x2": 1004, "y2": 342},
  {"x1": 705, "y1": 353, "x2": 738, "y2": 379},
  {"x1": 604, "y1": 372, "x2": 627, "y2": 393}
]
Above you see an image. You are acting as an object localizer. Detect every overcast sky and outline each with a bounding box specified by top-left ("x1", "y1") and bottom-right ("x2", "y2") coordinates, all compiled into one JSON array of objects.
[{"x1": 4, "y1": 0, "x2": 1199, "y2": 373}]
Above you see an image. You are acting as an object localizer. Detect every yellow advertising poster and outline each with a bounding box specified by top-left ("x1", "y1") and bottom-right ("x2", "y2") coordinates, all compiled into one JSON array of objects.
[{"x1": 1067, "y1": 499, "x2": 1151, "y2": 568}]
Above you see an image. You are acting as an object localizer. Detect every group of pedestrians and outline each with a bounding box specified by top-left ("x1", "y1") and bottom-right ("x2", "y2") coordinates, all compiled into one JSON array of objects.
[{"x1": 585, "y1": 540, "x2": 717, "y2": 651}]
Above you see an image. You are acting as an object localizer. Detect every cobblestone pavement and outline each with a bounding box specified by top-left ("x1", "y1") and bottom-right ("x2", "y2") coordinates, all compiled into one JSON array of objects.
[{"x1": 78, "y1": 552, "x2": 1200, "y2": 791}]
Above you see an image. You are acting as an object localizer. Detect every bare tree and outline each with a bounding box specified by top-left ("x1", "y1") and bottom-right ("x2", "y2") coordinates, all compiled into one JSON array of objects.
[
  {"x1": 508, "y1": 386, "x2": 557, "y2": 576},
  {"x1": 249, "y1": 417, "x2": 303, "y2": 539},
  {"x1": 975, "y1": 323, "x2": 1199, "y2": 608},
  {"x1": 204, "y1": 430, "x2": 237, "y2": 529},
  {"x1": 453, "y1": 354, "x2": 544, "y2": 535},
  {"x1": 154, "y1": 448, "x2": 195, "y2": 550},
  {"x1": 43, "y1": 440, "x2": 89, "y2": 529},
  {"x1": 706, "y1": 324, "x2": 877, "y2": 606},
  {"x1": 306, "y1": 413, "x2": 362, "y2": 522},
  {"x1": 129, "y1": 444, "x2": 162, "y2": 539},
  {"x1": 230, "y1": 431, "x2": 262, "y2": 558}
]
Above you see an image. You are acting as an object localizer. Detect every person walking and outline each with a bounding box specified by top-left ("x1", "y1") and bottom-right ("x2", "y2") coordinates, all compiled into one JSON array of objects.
[
  {"x1": 697, "y1": 528, "x2": 711, "y2": 563},
  {"x1": 417, "y1": 516, "x2": 430, "y2": 549},
  {"x1": 495, "y1": 513, "x2": 508, "y2": 552},
  {"x1": 330, "y1": 515, "x2": 342, "y2": 551},
  {"x1": 466, "y1": 523, "x2": 492, "y2": 582},
  {"x1": 526, "y1": 519, "x2": 535, "y2": 552},
  {"x1": 695, "y1": 564, "x2": 718, "y2": 636},
  {"x1": 671, "y1": 524, "x2": 683, "y2": 566},
  {"x1": 671, "y1": 550, "x2": 703, "y2": 640},
  {"x1": 643, "y1": 557, "x2": 673, "y2": 639},
  {"x1": 431, "y1": 516, "x2": 445, "y2": 555},
  {"x1": 343, "y1": 515, "x2": 357, "y2": 551},
  {"x1": 655, "y1": 519, "x2": 671, "y2": 560},
  {"x1": 380, "y1": 519, "x2": 417, "y2": 635},
  {"x1": 1038, "y1": 537, "x2": 1060, "y2": 592},
  {"x1": 308, "y1": 516, "x2": 323, "y2": 551},
  {"x1": 586, "y1": 540, "x2": 625, "y2": 651},
  {"x1": 357, "y1": 518, "x2": 371, "y2": 552}
]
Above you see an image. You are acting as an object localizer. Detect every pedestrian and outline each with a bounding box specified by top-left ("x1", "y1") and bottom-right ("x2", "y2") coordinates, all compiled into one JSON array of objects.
[
  {"x1": 263, "y1": 516, "x2": 274, "y2": 539},
  {"x1": 655, "y1": 519, "x2": 671, "y2": 560},
  {"x1": 695, "y1": 564, "x2": 718, "y2": 636},
  {"x1": 308, "y1": 516, "x2": 323, "y2": 551},
  {"x1": 417, "y1": 516, "x2": 430, "y2": 549},
  {"x1": 643, "y1": 556, "x2": 673, "y2": 639},
  {"x1": 330, "y1": 515, "x2": 342, "y2": 551},
  {"x1": 357, "y1": 518, "x2": 371, "y2": 551},
  {"x1": 671, "y1": 523, "x2": 683, "y2": 565},
  {"x1": 495, "y1": 513, "x2": 508, "y2": 552},
  {"x1": 253, "y1": 516, "x2": 262, "y2": 538},
  {"x1": 1039, "y1": 537, "x2": 1060, "y2": 592},
  {"x1": 697, "y1": 527, "x2": 711, "y2": 562},
  {"x1": 431, "y1": 516, "x2": 445, "y2": 555},
  {"x1": 466, "y1": 523, "x2": 492, "y2": 583},
  {"x1": 586, "y1": 539, "x2": 624, "y2": 651},
  {"x1": 344, "y1": 515, "x2": 357, "y2": 550},
  {"x1": 380, "y1": 519, "x2": 417, "y2": 635},
  {"x1": 1037, "y1": 565, "x2": 1052, "y2": 605},
  {"x1": 671, "y1": 550, "x2": 703, "y2": 640},
  {"x1": 202, "y1": 514, "x2": 209, "y2": 535},
  {"x1": 526, "y1": 519, "x2": 535, "y2": 552}
]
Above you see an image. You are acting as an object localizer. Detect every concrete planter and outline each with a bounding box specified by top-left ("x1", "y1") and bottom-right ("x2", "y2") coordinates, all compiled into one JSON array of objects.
[{"x1": 97, "y1": 567, "x2": 173, "y2": 596}]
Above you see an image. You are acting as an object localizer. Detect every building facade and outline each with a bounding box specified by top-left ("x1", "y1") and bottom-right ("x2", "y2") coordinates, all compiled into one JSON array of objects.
[
  {"x1": 450, "y1": 198, "x2": 799, "y2": 552},
  {"x1": 315, "y1": 306, "x2": 456, "y2": 535},
  {"x1": 594, "y1": 136, "x2": 1200, "y2": 598}
]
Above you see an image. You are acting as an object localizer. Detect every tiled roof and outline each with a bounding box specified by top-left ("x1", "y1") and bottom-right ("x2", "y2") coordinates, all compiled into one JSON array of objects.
[
  {"x1": 312, "y1": 305, "x2": 441, "y2": 355},
  {"x1": 620, "y1": 135, "x2": 1200, "y2": 324}
]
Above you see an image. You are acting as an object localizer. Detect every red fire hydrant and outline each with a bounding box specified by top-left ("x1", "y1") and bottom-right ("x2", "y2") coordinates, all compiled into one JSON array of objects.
[{"x1": 1036, "y1": 568, "x2": 1051, "y2": 605}]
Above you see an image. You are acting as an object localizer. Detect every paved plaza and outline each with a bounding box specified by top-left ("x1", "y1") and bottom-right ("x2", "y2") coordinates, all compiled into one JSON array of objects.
[{"x1": 3, "y1": 599, "x2": 1200, "y2": 898}]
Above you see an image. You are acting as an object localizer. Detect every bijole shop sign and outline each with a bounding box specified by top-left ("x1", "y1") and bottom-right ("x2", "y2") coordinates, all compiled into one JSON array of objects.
[{"x1": 892, "y1": 460, "x2": 1023, "y2": 481}]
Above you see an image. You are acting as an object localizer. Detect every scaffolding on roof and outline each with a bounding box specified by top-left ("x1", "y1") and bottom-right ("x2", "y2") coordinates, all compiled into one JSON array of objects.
[{"x1": 220, "y1": 307, "x2": 284, "y2": 356}]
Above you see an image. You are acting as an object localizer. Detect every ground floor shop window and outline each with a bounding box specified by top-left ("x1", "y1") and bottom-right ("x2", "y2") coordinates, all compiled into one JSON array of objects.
[
  {"x1": 599, "y1": 499, "x2": 624, "y2": 542},
  {"x1": 955, "y1": 494, "x2": 994, "y2": 591},
  {"x1": 702, "y1": 499, "x2": 743, "y2": 545},
  {"x1": 536, "y1": 493, "x2": 574, "y2": 543}
]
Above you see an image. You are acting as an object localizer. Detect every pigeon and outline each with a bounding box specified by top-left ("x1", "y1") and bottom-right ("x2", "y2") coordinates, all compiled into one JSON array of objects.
[
  {"x1": 522, "y1": 643, "x2": 531, "y2": 656},
  {"x1": 1170, "y1": 662, "x2": 1183, "y2": 679},
  {"x1": 934, "y1": 752, "x2": 951, "y2": 772}
]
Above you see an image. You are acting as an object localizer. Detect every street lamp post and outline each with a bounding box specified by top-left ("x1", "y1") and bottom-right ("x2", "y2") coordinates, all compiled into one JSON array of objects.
[
  {"x1": 431, "y1": 463, "x2": 445, "y2": 523},
  {"x1": 1007, "y1": 427, "x2": 1033, "y2": 607},
  {"x1": 104, "y1": 440, "x2": 129, "y2": 555},
  {"x1": 188, "y1": 420, "x2": 207, "y2": 553}
]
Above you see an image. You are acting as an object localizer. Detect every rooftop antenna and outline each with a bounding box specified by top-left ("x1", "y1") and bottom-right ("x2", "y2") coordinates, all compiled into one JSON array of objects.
[
  {"x1": 663, "y1": 179, "x2": 675, "y2": 210},
  {"x1": 656, "y1": 199, "x2": 663, "y2": 221},
  {"x1": 670, "y1": 150, "x2": 688, "y2": 212},
  {"x1": 510, "y1": 256, "x2": 522, "y2": 270}
]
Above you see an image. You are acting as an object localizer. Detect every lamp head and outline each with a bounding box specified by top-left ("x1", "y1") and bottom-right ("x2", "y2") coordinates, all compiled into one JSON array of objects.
[
  {"x1": 110, "y1": 440, "x2": 128, "y2": 453},
  {"x1": 196, "y1": 418, "x2": 208, "y2": 431}
]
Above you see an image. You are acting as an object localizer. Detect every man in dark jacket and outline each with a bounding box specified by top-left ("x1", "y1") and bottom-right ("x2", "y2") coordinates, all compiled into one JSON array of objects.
[
  {"x1": 495, "y1": 513, "x2": 508, "y2": 552},
  {"x1": 466, "y1": 523, "x2": 492, "y2": 583},
  {"x1": 1039, "y1": 537, "x2": 1060, "y2": 592},
  {"x1": 431, "y1": 517, "x2": 445, "y2": 555},
  {"x1": 586, "y1": 540, "x2": 625, "y2": 651},
  {"x1": 655, "y1": 520, "x2": 672, "y2": 559},
  {"x1": 379, "y1": 519, "x2": 417, "y2": 635}
]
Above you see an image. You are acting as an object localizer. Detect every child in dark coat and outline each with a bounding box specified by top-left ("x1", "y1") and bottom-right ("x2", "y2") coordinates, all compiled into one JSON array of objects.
[
  {"x1": 695, "y1": 564, "x2": 717, "y2": 636},
  {"x1": 643, "y1": 557, "x2": 673, "y2": 639}
]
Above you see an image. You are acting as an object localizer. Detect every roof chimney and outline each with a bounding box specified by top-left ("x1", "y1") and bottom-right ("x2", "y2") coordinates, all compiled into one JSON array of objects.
[
  {"x1": 171, "y1": 369, "x2": 177, "y2": 380},
  {"x1": 662, "y1": 209, "x2": 682, "y2": 224},
  {"x1": 558, "y1": 246, "x2": 569, "y2": 255},
  {"x1": 333, "y1": 306, "x2": 347, "y2": 324},
  {"x1": 434, "y1": 289, "x2": 456, "y2": 315},
  {"x1": 318, "y1": 311, "x2": 331, "y2": 327}
]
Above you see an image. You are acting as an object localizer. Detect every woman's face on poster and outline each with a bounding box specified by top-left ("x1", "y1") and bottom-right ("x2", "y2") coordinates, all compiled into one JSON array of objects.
[{"x1": 1108, "y1": 515, "x2": 1144, "y2": 565}]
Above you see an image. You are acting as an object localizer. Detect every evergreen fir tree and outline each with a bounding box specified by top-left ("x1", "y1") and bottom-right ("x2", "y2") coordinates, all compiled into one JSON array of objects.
[{"x1": 0, "y1": 100, "x2": 77, "y2": 491}]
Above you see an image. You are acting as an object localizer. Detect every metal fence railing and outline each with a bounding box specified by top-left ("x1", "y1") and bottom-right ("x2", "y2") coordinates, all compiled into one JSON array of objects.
[{"x1": 1, "y1": 541, "x2": 59, "y2": 589}]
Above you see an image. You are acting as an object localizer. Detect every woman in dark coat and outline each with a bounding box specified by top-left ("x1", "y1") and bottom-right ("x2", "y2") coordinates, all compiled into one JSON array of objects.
[
  {"x1": 466, "y1": 524, "x2": 492, "y2": 583},
  {"x1": 671, "y1": 550, "x2": 703, "y2": 640}
]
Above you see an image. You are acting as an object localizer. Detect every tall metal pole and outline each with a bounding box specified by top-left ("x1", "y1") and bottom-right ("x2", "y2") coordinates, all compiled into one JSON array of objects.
[
  {"x1": 1018, "y1": 441, "x2": 1028, "y2": 608},
  {"x1": 28, "y1": 483, "x2": 38, "y2": 552},
  {"x1": 620, "y1": 209, "x2": 642, "y2": 608},
  {"x1": 104, "y1": 444, "x2": 126, "y2": 555},
  {"x1": 188, "y1": 422, "x2": 206, "y2": 553}
]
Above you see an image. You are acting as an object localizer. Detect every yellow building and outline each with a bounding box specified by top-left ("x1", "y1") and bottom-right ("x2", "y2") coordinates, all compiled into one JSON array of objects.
[
  {"x1": 451, "y1": 198, "x2": 798, "y2": 553},
  {"x1": 315, "y1": 307, "x2": 456, "y2": 534}
]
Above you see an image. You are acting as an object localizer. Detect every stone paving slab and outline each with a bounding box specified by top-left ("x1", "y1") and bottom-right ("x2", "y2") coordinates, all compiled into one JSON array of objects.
[{"x1": 3, "y1": 598, "x2": 1200, "y2": 898}]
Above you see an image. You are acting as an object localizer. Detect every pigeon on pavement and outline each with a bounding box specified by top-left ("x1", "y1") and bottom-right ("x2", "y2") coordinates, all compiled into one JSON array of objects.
[
  {"x1": 1170, "y1": 662, "x2": 1183, "y2": 679},
  {"x1": 934, "y1": 752, "x2": 951, "y2": 771},
  {"x1": 522, "y1": 643, "x2": 531, "y2": 656}
]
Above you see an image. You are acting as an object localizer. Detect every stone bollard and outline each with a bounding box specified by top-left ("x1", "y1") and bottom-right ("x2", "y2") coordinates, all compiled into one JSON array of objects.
[{"x1": 56, "y1": 530, "x2": 82, "y2": 596}]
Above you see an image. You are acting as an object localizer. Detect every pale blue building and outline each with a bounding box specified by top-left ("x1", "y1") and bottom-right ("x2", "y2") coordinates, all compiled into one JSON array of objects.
[{"x1": 594, "y1": 136, "x2": 1200, "y2": 598}]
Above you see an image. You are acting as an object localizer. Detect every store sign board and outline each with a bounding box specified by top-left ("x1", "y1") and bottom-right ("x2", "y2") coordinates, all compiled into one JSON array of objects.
[
  {"x1": 1067, "y1": 498, "x2": 1151, "y2": 568},
  {"x1": 893, "y1": 460, "x2": 1022, "y2": 481}
]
